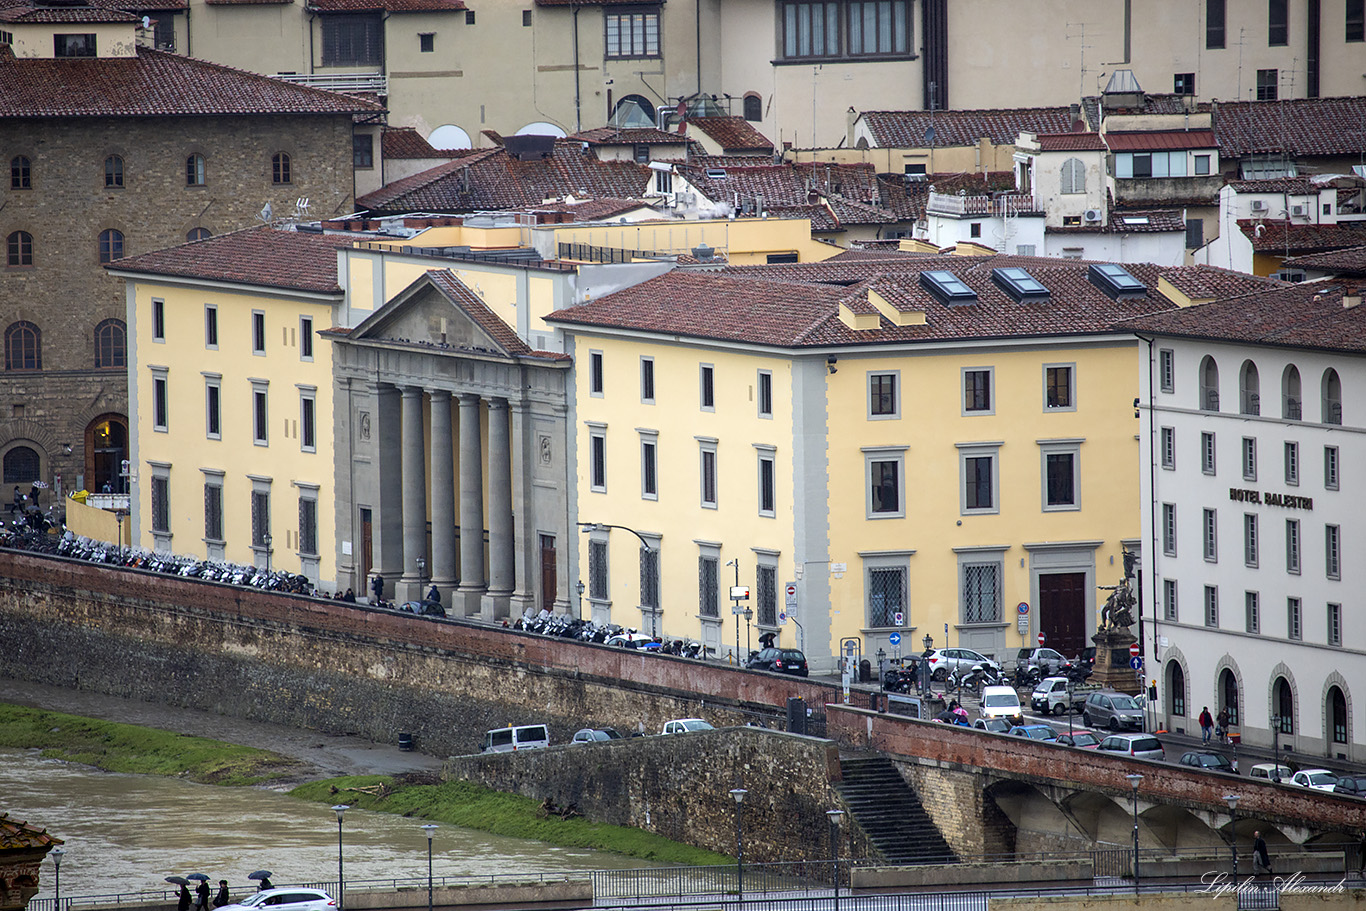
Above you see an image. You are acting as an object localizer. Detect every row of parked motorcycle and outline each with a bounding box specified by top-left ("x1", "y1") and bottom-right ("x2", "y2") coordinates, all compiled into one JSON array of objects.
[
  {"x1": 513, "y1": 609, "x2": 712, "y2": 659},
  {"x1": 882, "y1": 653, "x2": 1094, "y2": 697}
]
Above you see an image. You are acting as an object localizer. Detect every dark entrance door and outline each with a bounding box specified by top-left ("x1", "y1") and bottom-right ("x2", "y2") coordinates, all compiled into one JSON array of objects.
[
  {"x1": 360, "y1": 508, "x2": 373, "y2": 586},
  {"x1": 540, "y1": 535, "x2": 556, "y2": 613},
  {"x1": 1038, "y1": 572, "x2": 1087, "y2": 656}
]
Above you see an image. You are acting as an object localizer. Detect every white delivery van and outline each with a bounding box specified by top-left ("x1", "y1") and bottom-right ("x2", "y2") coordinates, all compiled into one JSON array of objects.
[
  {"x1": 979, "y1": 685, "x2": 1024, "y2": 725},
  {"x1": 481, "y1": 724, "x2": 550, "y2": 753}
]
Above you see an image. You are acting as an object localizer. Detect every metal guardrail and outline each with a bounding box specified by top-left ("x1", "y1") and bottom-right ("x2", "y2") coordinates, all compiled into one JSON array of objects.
[{"x1": 271, "y1": 72, "x2": 388, "y2": 94}]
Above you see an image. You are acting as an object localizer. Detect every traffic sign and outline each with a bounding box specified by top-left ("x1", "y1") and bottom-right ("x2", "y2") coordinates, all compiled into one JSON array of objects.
[
  {"x1": 1129, "y1": 642, "x2": 1141, "y2": 657},
  {"x1": 1037, "y1": 632, "x2": 1046, "y2": 646},
  {"x1": 1129, "y1": 656, "x2": 1144, "y2": 670},
  {"x1": 889, "y1": 632, "x2": 902, "y2": 646},
  {"x1": 1017, "y1": 601, "x2": 1029, "y2": 614},
  {"x1": 893, "y1": 611, "x2": 904, "y2": 625}
]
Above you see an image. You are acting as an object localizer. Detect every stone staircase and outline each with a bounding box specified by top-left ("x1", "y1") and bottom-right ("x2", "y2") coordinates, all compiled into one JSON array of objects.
[{"x1": 835, "y1": 755, "x2": 957, "y2": 865}]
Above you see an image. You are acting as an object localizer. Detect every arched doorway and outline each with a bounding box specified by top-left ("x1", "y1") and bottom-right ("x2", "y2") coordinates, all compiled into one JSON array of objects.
[
  {"x1": 85, "y1": 415, "x2": 128, "y2": 493},
  {"x1": 1274, "y1": 676, "x2": 1295, "y2": 734},
  {"x1": 1167, "y1": 661, "x2": 1186, "y2": 716},
  {"x1": 1328, "y1": 686, "x2": 1348, "y2": 745},
  {"x1": 1220, "y1": 668, "x2": 1240, "y2": 726}
]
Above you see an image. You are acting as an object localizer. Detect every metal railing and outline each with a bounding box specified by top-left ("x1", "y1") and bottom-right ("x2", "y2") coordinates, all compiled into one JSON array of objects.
[
  {"x1": 925, "y1": 192, "x2": 1042, "y2": 218},
  {"x1": 271, "y1": 72, "x2": 388, "y2": 94}
]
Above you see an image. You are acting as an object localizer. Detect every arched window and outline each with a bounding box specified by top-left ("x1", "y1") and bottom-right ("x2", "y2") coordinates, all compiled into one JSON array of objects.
[
  {"x1": 186, "y1": 153, "x2": 206, "y2": 186},
  {"x1": 1239, "y1": 360, "x2": 1260, "y2": 415},
  {"x1": 272, "y1": 152, "x2": 291, "y2": 185},
  {"x1": 1328, "y1": 686, "x2": 1347, "y2": 744},
  {"x1": 1281, "y1": 364, "x2": 1301, "y2": 420},
  {"x1": 2, "y1": 446, "x2": 40, "y2": 484},
  {"x1": 1060, "y1": 158, "x2": 1086, "y2": 194},
  {"x1": 99, "y1": 229, "x2": 124, "y2": 264},
  {"x1": 10, "y1": 155, "x2": 31, "y2": 190},
  {"x1": 1167, "y1": 661, "x2": 1186, "y2": 716},
  {"x1": 4, "y1": 321, "x2": 40, "y2": 370},
  {"x1": 187, "y1": 227, "x2": 211, "y2": 242},
  {"x1": 1322, "y1": 368, "x2": 1342, "y2": 425},
  {"x1": 1199, "y1": 355, "x2": 1219, "y2": 411},
  {"x1": 86, "y1": 415, "x2": 128, "y2": 494},
  {"x1": 6, "y1": 230, "x2": 33, "y2": 267},
  {"x1": 1219, "y1": 668, "x2": 1240, "y2": 726},
  {"x1": 95, "y1": 318, "x2": 126, "y2": 368},
  {"x1": 611, "y1": 94, "x2": 656, "y2": 129},
  {"x1": 104, "y1": 155, "x2": 124, "y2": 188},
  {"x1": 1274, "y1": 676, "x2": 1294, "y2": 734},
  {"x1": 743, "y1": 93, "x2": 763, "y2": 122}
]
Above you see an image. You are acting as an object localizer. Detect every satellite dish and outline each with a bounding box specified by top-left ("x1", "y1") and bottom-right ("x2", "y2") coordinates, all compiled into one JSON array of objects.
[
  {"x1": 259, "y1": 202, "x2": 273, "y2": 223},
  {"x1": 141, "y1": 15, "x2": 150, "y2": 28},
  {"x1": 923, "y1": 125, "x2": 936, "y2": 145}
]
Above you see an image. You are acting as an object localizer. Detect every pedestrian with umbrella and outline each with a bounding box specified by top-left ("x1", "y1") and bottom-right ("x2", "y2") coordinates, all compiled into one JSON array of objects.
[
  {"x1": 249, "y1": 871, "x2": 274, "y2": 892},
  {"x1": 189, "y1": 874, "x2": 210, "y2": 911},
  {"x1": 167, "y1": 878, "x2": 192, "y2": 911}
]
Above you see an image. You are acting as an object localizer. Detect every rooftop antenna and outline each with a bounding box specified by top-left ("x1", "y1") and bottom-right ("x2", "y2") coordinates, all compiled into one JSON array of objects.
[
  {"x1": 258, "y1": 201, "x2": 273, "y2": 223},
  {"x1": 294, "y1": 197, "x2": 311, "y2": 219},
  {"x1": 1067, "y1": 23, "x2": 1093, "y2": 101}
]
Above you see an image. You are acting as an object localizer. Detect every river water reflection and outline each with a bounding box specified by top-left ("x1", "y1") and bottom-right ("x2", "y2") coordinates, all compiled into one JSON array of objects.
[{"x1": 1, "y1": 748, "x2": 656, "y2": 901}]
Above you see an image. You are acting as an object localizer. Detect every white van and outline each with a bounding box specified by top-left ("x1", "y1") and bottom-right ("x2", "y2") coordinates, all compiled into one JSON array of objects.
[
  {"x1": 481, "y1": 724, "x2": 550, "y2": 753},
  {"x1": 979, "y1": 685, "x2": 1024, "y2": 725},
  {"x1": 1249, "y1": 762, "x2": 1292, "y2": 783}
]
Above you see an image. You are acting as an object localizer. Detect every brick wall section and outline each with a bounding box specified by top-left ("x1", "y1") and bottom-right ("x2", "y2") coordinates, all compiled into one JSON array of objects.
[{"x1": 826, "y1": 706, "x2": 1364, "y2": 833}]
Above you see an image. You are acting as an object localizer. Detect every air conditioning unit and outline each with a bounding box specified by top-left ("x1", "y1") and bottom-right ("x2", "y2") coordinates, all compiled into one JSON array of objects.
[
  {"x1": 1251, "y1": 199, "x2": 1268, "y2": 212},
  {"x1": 1290, "y1": 204, "x2": 1306, "y2": 217},
  {"x1": 1084, "y1": 208, "x2": 1103, "y2": 223}
]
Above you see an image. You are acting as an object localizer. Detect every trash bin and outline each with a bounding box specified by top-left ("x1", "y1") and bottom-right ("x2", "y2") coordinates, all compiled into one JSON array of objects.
[
  {"x1": 859, "y1": 658, "x2": 871, "y2": 683},
  {"x1": 786, "y1": 697, "x2": 807, "y2": 735},
  {"x1": 397, "y1": 732, "x2": 413, "y2": 751}
]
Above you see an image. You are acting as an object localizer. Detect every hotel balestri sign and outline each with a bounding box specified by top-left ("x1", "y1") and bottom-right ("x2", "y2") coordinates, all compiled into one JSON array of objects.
[{"x1": 1229, "y1": 487, "x2": 1313, "y2": 510}]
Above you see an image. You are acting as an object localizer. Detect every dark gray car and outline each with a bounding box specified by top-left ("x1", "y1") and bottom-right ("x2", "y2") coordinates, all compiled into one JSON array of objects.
[{"x1": 1082, "y1": 691, "x2": 1145, "y2": 731}]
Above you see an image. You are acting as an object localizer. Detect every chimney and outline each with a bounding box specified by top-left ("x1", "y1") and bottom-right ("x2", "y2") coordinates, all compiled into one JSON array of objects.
[
  {"x1": 846, "y1": 106, "x2": 858, "y2": 148},
  {"x1": 1343, "y1": 286, "x2": 1362, "y2": 309}
]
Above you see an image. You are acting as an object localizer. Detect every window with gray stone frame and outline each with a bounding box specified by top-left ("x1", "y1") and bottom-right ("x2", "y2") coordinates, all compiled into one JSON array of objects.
[
  {"x1": 698, "y1": 554, "x2": 720, "y2": 617},
  {"x1": 589, "y1": 539, "x2": 609, "y2": 600}
]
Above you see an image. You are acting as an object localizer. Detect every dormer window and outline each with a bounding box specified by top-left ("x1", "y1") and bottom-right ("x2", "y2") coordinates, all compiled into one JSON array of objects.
[{"x1": 54, "y1": 33, "x2": 96, "y2": 57}]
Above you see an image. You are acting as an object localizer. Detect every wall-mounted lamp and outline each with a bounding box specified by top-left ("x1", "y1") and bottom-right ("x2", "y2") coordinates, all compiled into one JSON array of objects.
[
  {"x1": 826, "y1": 356, "x2": 838, "y2": 375},
  {"x1": 61, "y1": 443, "x2": 73, "y2": 456},
  {"x1": 1133, "y1": 396, "x2": 1141, "y2": 418}
]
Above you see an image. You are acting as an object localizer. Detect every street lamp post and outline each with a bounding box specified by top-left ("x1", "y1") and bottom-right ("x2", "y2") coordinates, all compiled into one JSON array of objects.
[
  {"x1": 1126, "y1": 774, "x2": 1144, "y2": 892},
  {"x1": 1223, "y1": 794, "x2": 1240, "y2": 879},
  {"x1": 263, "y1": 532, "x2": 273, "y2": 573},
  {"x1": 921, "y1": 635, "x2": 933, "y2": 695},
  {"x1": 51, "y1": 847, "x2": 65, "y2": 911},
  {"x1": 729, "y1": 788, "x2": 747, "y2": 905},
  {"x1": 575, "y1": 580, "x2": 585, "y2": 618},
  {"x1": 827, "y1": 809, "x2": 844, "y2": 911},
  {"x1": 416, "y1": 556, "x2": 427, "y2": 601},
  {"x1": 743, "y1": 607, "x2": 753, "y2": 658},
  {"x1": 1271, "y1": 715, "x2": 1283, "y2": 780},
  {"x1": 332, "y1": 804, "x2": 349, "y2": 911},
  {"x1": 420, "y1": 824, "x2": 438, "y2": 911},
  {"x1": 115, "y1": 511, "x2": 123, "y2": 562}
]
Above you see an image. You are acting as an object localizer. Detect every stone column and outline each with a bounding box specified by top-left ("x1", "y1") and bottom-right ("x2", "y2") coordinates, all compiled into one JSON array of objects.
[
  {"x1": 374, "y1": 383, "x2": 404, "y2": 598},
  {"x1": 457, "y1": 392, "x2": 487, "y2": 618},
  {"x1": 399, "y1": 386, "x2": 427, "y2": 603},
  {"x1": 428, "y1": 390, "x2": 456, "y2": 602},
  {"x1": 484, "y1": 397, "x2": 514, "y2": 616}
]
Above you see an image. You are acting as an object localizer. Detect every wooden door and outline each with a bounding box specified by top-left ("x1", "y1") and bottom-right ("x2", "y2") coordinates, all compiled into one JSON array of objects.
[
  {"x1": 360, "y1": 508, "x2": 373, "y2": 585},
  {"x1": 1039, "y1": 572, "x2": 1087, "y2": 656},
  {"x1": 540, "y1": 535, "x2": 556, "y2": 613}
]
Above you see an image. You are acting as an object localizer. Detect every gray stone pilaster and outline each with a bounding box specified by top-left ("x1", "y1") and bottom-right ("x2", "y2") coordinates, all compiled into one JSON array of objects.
[
  {"x1": 483, "y1": 397, "x2": 514, "y2": 617},
  {"x1": 375, "y1": 383, "x2": 404, "y2": 597},
  {"x1": 429, "y1": 390, "x2": 456, "y2": 602},
  {"x1": 457, "y1": 392, "x2": 487, "y2": 618},
  {"x1": 399, "y1": 386, "x2": 427, "y2": 603}
]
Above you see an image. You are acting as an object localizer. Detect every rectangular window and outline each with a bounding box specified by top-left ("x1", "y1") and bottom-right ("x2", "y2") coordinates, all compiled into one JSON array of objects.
[
  {"x1": 419, "y1": 32, "x2": 434, "y2": 52},
  {"x1": 205, "y1": 377, "x2": 221, "y2": 439},
  {"x1": 152, "y1": 299, "x2": 166, "y2": 342},
  {"x1": 1257, "y1": 68, "x2": 1278, "y2": 100},
  {"x1": 251, "y1": 311, "x2": 265, "y2": 354},
  {"x1": 1325, "y1": 524, "x2": 1341, "y2": 579},
  {"x1": 1328, "y1": 602, "x2": 1342, "y2": 646},
  {"x1": 150, "y1": 475, "x2": 170, "y2": 533},
  {"x1": 1203, "y1": 507, "x2": 1218, "y2": 562},
  {"x1": 640, "y1": 545, "x2": 660, "y2": 614},
  {"x1": 1324, "y1": 445, "x2": 1339, "y2": 489},
  {"x1": 298, "y1": 496, "x2": 318, "y2": 556},
  {"x1": 1204, "y1": 584, "x2": 1219, "y2": 627},
  {"x1": 1284, "y1": 441, "x2": 1299, "y2": 485},
  {"x1": 962, "y1": 563, "x2": 1002, "y2": 623},
  {"x1": 869, "y1": 459, "x2": 899, "y2": 514},
  {"x1": 1161, "y1": 427, "x2": 1176, "y2": 469},
  {"x1": 869, "y1": 372, "x2": 898, "y2": 417},
  {"x1": 1159, "y1": 349, "x2": 1175, "y2": 393},
  {"x1": 588, "y1": 539, "x2": 608, "y2": 600},
  {"x1": 963, "y1": 368, "x2": 992, "y2": 413},
  {"x1": 605, "y1": 8, "x2": 660, "y2": 58},
  {"x1": 758, "y1": 452, "x2": 776, "y2": 516},
  {"x1": 253, "y1": 387, "x2": 268, "y2": 445},
  {"x1": 868, "y1": 567, "x2": 906, "y2": 626},
  {"x1": 757, "y1": 370, "x2": 773, "y2": 417},
  {"x1": 590, "y1": 431, "x2": 606, "y2": 492},
  {"x1": 781, "y1": 0, "x2": 842, "y2": 58},
  {"x1": 522, "y1": 9, "x2": 533, "y2": 25},
  {"x1": 250, "y1": 490, "x2": 269, "y2": 547},
  {"x1": 1044, "y1": 452, "x2": 1077, "y2": 508},
  {"x1": 54, "y1": 33, "x2": 96, "y2": 56},
  {"x1": 1208, "y1": 0, "x2": 1226, "y2": 47},
  {"x1": 1174, "y1": 72, "x2": 1196, "y2": 95},
  {"x1": 204, "y1": 480, "x2": 223, "y2": 541},
  {"x1": 700, "y1": 448, "x2": 718, "y2": 507},
  {"x1": 321, "y1": 13, "x2": 382, "y2": 65},
  {"x1": 756, "y1": 564, "x2": 777, "y2": 626},
  {"x1": 700, "y1": 364, "x2": 714, "y2": 410},
  {"x1": 965, "y1": 455, "x2": 994, "y2": 510},
  {"x1": 204, "y1": 305, "x2": 217, "y2": 348},
  {"x1": 1349, "y1": 0, "x2": 1365, "y2": 41},
  {"x1": 1242, "y1": 437, "x2": 1257, "y2": 481},
  {"x1": 300, "y1": 392, "x2": 316, "y2": 452},
  {"x1": 152, "y1": 373, "x2": 169, "y2": 432},
  {"x1": 1286, "y1": 518, "x2": 1301, "y2": 573},
  {"x1": 353, "y1": 134, "x2": 374, "y2": 170},
  {"x1": 640, "y1": 357, "x2": 655, "y2": 403},
  {"x1": 1246, "y1": 591, "x2": 1260, "y2": 633},
  {"x1": 300, "y1": 316, "x2": 314, "y2": 360},
  {"x1": 1044, "y1": 365, "x2": 1073, "y2": 410},
  {"x1": 1194, "y1": 154, "x2": 1212, "y2": 176},
  {"x1": 589, "y1": 351, "x2": 604, "y2": 396},
  {"x1": 847, "y1": 0, "x2": 910, "y2": 55},
  {"x1": 1201, "y1": 431, "x2": 1216, "y2": 474},
  {"x1": 1163, "y1": 503, "x2": 1178, "y2": 555},
  {"x1": 1268, "y1": 0, "x2": 1288, "y2": 45},
  {"x1": 1163, "y1": 578, "x2": 1178, "y2": 621},
  {"x1": 1244, "y1": 513, "x2": 1259, "y2": 567},
  {"x1": 699, "y1": 555, "x2": 719, "y2": 617},
  {"x1": 1288, "y1": 596, "x2": 1302, "y2": 639},
  {"x1": 641, "y1": 437, "x2": 657, "y2": 499}
]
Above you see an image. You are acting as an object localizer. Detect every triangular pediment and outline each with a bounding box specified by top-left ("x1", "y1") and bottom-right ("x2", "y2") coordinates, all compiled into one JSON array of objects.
[{"x1": 349, "y1": 269, "x2": 529, "y2": 358}]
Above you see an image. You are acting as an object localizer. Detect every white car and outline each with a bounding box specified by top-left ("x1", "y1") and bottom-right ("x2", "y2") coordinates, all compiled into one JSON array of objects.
[
  {"x1": 662, "y1": 718, "x2": 714, "y2": 734},
  {"x1": 1289, "y1": 768, "x2": 1338, "y2": 791},
  {"x1": 220, "y1": 889, "x2": 335, "y2": 911}
]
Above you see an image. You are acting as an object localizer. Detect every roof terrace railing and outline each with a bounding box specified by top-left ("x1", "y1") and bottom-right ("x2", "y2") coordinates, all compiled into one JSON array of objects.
[
  {"x1": 272, "y1": 72, "x2": 388, "y2": 95},
  {"x1": 926, "y1": 191, "x2": 1042, "y2": 218}
]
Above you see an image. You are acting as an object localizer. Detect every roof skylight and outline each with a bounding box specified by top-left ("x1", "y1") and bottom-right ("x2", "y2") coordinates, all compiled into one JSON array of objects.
[
  {"x1": 1088, "y1": 263, "x2": 1147, "y2": 299},
  {"x1": 991, "y1": 267, "x2": 1050, "y2": 303},
  {"x1": 919, "y1": 270, "x2": 977, "y2": 305}
]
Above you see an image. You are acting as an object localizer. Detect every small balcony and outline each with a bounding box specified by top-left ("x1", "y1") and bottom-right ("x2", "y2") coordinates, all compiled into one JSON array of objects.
[
  {"x1": 926, "y1": 191, "x2": 1043, "y2": 219},
  {"x1": 272, "y1": 72, "x2": 388, "y2": 95}
]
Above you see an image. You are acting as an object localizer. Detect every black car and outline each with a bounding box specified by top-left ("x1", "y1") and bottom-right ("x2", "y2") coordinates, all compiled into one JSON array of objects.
[
  {"x1": 745, "y1": 647, "x2": 809, "y2": 677},
  {"x1": 1179, "y1": 750, "x2": 1236, "y2": 774},
  {"x1": 1333, "y1": 775, "x2": 1366, "y2": 797}
]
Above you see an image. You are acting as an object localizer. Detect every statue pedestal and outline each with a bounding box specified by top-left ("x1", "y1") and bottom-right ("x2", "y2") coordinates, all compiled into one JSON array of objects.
[{"x1": 1090, "y1": 628, "x2": 1140, "y2": 695}]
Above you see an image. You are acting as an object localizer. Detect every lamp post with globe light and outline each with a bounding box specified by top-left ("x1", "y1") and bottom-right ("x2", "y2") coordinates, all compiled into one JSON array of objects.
[
  {"x1": 1126, "y1": 774, "x2": 1144, "y2": 892},
  {"x1": 1223, "y1": 794, "x2": 1240, "y2": 879},
  {"x1": 827, "y1": 809, "x2": 844, "y2": 911},
  {"x1": 332, "y1": 805, "x2": 349, "y2": 911},
  {"x1": 729, "y1": 788, "x2": 747, "y2": 905},
  {"x1": 51, "y1": 847, "x2": 65, "y2": 911},
  {"x1": 420, "y1": 824, "x2": 438, "y2": 911}
]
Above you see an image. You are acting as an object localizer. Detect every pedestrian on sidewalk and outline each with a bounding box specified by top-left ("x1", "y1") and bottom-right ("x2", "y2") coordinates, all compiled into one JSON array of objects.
[
  {"x1": 1253, "y1": 830, "x2": 1273, "y2": 875},
  {"x1": 177, "y1": 885, "x2": 192, "y2": 911},
  {"x1": 1199, "y1": 706, "x2": 1214, "y2": 744},
  {"x1": 195, "y1": 879, "x2": 210, "y2": 911},
  {"x1": 370, "y1": 573, "x2": 384, "y2": 604},
  {"x1": 1216, "y1": 707, "x2": 1231, "y2": 743},
  {"x1": 213, "y1": 881, "x2": 230, "y2": 908}
]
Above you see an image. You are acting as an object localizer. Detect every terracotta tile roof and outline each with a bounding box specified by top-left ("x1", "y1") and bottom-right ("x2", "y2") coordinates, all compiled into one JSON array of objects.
[
  {"x1": 536, "y1": 0, "x2": 640, "y2": 5},
  {"x1": 1226, "y1": 176, "x2": 1321, "y2": 194},
  {"x1": 357, "y1": 143, "x2": 652, "y2": 213},
  {"x1": 1157, "y1": 264, "x2": 1281, "y2": 301},
  {"x1": 570, "y1": 126, "x2": 685, "y2": 145},
  {"x1": 522, "y1": 197, "x2": 660, "y2": 221},
  {"x1": 1283, "y1": 244, "x2": 1366, "y2": 275},
  {"x1": 203, "y1": 0, "x2": 290, "y2": 5},
  {"x1": 687, "y1": 116, "x2": 774, "y2": 152},
  {"x1": 0, "y1": 45, "x2": 382, "y2": 118},
  {"x1": 1215, "y1": 96, "x2": 1366, "y2": 157},
  {"x1": 1122, "y1": 281, "x2": 1366, "y2": 353},
  {"x1": 677, "y1": 159, "x2": 912, "y2": 227},
  {"x1": 1103, "y1": 129, "x2": 1216, "y2": 151},
  {"x1": 859, "y1": 106, "x2": 1072, "y2": 147},
  {"x1": 106, "y1": 225, "x2": 357, "y2": 293},
  {"x1": 425, "y1": 270, "x2": 531, "y2": 355},
  {"x1": 0, "y1": 814, "x2": 62, "y2": 850},
  {"x1": 1238, "y1": 219, "x2": 1366, "y2": 254},
  {"x1": 308, "y1": 0, "x2": 464, "y2": 10},
  {"x1": 0, "y1": 0, "x2": 139, "y2": 20},
  {"x1": 1038, "y1": 132, "x2": 1106, "y2": 151},
  {"x1": 383, "y1": 126, "x2": 453, "y2": 160},
  {"x1": 766, "y1": 203, "x2": 839, "y2": 232},
  {"x1": 1080, "y1": 93, "x2": 1211, "y2": 130},
  {"x1": 1106, "y1": 209, "x2": 1186, "y2": 232}
]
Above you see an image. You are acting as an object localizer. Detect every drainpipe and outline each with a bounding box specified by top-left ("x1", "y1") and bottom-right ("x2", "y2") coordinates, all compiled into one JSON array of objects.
[
  {"x1": 572, "y1": 4, "x2": 582, "y2": 132},
  {"x1": 308, "y1": 10, "x2": 316, "y2": 74},
  {"x1": 695, "y1": 0, "x2": 701, "y2": 96},
  {"x1": 1140, "y1": 333, "x2": 1161, "y2": 728}
]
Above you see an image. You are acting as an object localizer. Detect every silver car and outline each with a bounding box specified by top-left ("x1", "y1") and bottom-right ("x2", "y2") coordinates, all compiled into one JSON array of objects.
[
  {"x1": 220, "y1": 889, "x2": 335, "y2": 911},
  {"x1": 924, "y1": 647, "x2": 1000, "y2": 681},
  {"x1": 1082, "y1": 692, "x2": 1145, "y2": 731},
  {"x1": 1096, "y1": 733, "x2": 1165, "y2": 761}
]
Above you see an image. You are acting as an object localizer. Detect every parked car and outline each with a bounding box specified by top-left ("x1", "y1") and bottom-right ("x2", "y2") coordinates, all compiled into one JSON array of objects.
[
  {"x1": 570, "y1": 727, "x2": 624, "y2": 744},
  {"x1": 1082, "y1": 692, "x2": 1145, "y2": 731},
  {"x1": 1096, "y1": 733, "x2": 1164, "y2": 760},
  {"x1": 662, "y1": 718, "x2": 714, "y2": 734},
  {"x1": 973, "y1": 717, "x2": 1012, "y2": 734},
  {"x1": 1288, "y1": 768, "x2": 1339, "y2": 791},
  {"x1": 1179, "y1": 751, "x2": 1236, "y2": 774},
  {"x1": 1332, "y1": 775, "x2": 1366, "y2": 797},
  {"x1": 1074, "y1": 646, "x2": 1096, "y2": 671},
  {"x1": 744, "y1": 647, "x2": 809, "y2": 677},
  {"x1": 481, "y1": 724, "x2": 550, "y2": 753},
  {"x1": 220, "y1": 890, "x2": 335, "y2": 911},
  {"x1": 979, "y1": 684, "x2": 1025, "y2": 726},
  {"x1": 1014, "y1": 647, "x2": 1068, "y2": 676},
  {"x1": 925, "y1": 648, "x2": 1001, "y2": 681},
  {"x1": 1057, "y1": 731, "x2": 1101, "y2": 749},
  {"x1": 1009, "y1": 724, "x2": 1059, "y2": 741},
  {"x1": 1248, "y1": 763, "x2": 1293, "y2": 783},
  {"x1": 1031, "y1": 677, "x2": 1101, "y2": 715}
]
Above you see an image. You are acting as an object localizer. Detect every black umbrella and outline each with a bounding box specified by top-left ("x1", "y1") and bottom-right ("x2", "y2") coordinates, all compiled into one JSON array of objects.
[
  {"x1": 186, "y1": 874, "x2": 210, "y2": 882},
  {"x1": 247, "y1": 871, "x2": 273, "y2": 881},
  {"x1": 165, "y1": 877, "x2": 190, "y2": 886}
]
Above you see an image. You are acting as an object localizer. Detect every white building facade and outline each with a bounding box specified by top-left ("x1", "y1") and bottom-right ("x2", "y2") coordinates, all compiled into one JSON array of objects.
[{"x1": 1134, "y1": 284, "x2": 1365, "y2": 764}]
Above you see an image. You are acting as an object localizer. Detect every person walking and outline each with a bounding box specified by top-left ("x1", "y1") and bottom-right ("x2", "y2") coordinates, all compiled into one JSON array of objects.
[
  {"x1": 256, "y1": 877, "x2": 273, "y2": 892},
  {"x1": 1216, "y1": 707, "x2": 1231, "y2": 743},
  {"x1": 1253, "y1": 830, "x2": 1273, "y2": 875},
  {"x1": 426, "y1": 584, "x2": 441, "y2": 604},
  {"x1": 370, "y1": 573, "x2": 384, "y2": 604},
  {"x1": 1199, "y1": 706, "x2": 1214, "y2": 744},
  {"x1": 177, "y1": 884, "x2": 193, "y2": 911},
  {"x1": 213, "y1": 881, "x2": 230, "y2": 908},
  {"x1": 194, "y1": 879, "x2": 210, "y2": 911}
]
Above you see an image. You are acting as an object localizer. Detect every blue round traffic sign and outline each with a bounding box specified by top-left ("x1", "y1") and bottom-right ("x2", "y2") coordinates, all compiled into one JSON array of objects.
[
  {"x1": 889, "y1": 632, "x2": 902, "y2": 646},
  {"x1": 1129, "y1": 656, "x2": 1144, "y2": 670}
]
